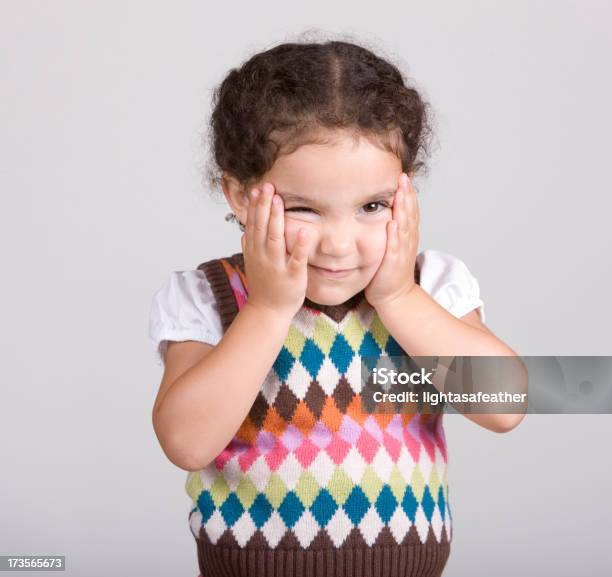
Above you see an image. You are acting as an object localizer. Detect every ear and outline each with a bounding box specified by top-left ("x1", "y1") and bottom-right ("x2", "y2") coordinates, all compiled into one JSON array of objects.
[{"x1": 221, "y1": 173, "x2": 249, "y2": 226}]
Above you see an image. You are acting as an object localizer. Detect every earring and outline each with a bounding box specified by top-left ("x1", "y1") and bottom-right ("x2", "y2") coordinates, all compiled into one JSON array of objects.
[{"x1": 225, "y1": 212, "x2": 245, "y2": 232}]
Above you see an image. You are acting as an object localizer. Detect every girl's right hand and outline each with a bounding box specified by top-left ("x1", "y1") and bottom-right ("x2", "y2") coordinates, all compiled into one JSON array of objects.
[{"x1": 241, "y1": 182, "x2": 313, "y2": 319}]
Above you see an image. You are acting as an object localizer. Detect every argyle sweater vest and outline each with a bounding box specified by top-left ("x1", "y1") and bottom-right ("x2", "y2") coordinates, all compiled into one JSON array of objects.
[{"x1": 186, "y1": 253, "x2": 452, "y2": 577}]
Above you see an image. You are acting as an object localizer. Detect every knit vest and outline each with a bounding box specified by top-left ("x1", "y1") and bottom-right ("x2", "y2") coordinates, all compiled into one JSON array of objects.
[{"x1": 186, "y1": 253, "x2": 452, "y2": 577}]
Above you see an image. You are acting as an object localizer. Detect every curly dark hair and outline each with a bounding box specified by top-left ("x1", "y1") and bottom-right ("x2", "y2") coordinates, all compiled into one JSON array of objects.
[{"x1": 203, "y1": 35, "x2": 435, "y2": 198}]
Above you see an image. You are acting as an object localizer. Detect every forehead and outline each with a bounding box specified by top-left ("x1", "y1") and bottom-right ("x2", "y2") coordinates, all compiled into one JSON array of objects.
[{"x1": 264, "y1": 133, "x2": 402, "y2": 205}]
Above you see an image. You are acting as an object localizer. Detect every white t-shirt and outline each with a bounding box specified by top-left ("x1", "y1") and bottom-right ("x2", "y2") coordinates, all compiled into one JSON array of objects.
[{"x1": 148, "y1": 249, "x2": 486, "y2": 367}]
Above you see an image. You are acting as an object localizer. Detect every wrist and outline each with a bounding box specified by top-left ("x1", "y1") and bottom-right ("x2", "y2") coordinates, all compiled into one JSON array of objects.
[
  {"x1": 373, "y1": 284, "x2": 420, "y2": 318},
  {"x1": 242, "y1": 300, "x2": 296, "y2": 327}
]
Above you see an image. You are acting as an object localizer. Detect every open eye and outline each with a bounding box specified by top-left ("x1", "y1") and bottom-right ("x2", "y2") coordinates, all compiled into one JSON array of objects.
[{"x1": 361, "y1": 201, "x2": 391, "y2": 214}]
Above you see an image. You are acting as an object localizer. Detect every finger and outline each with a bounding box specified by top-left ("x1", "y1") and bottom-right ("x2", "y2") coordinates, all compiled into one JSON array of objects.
[
  {"x1": 405, "y1": 175, "x2": 419, "y2": 228},
  {"x1": 392, "y1": 177, "x2": 403, "y2": 232},
  {"x1": 377, "y1": 220, "x2": 395, "y2": 275},
  {"x1": 241, "y1": 232, "x2": 246, "y2": 254},
  {"x1": 397, "y1": 173, "x2": 410, "y2": 235},
  {"x1": 267, "y1": 193, "x2": 285, "y2": 259},
  {"x1": 287, "y1": 227, "x2": 310, "y2": 272},
  {"x1": 389, "y1": 219, "x2": 400, "y2": 255},
  {"x1": 245, "y1": 187, "x2": 259, "y2": 251},
  {"x1": 254, "y1": 182, "x2": 274, "y2": 249},
  {"x1": 404, "y1": 178, "x2": 420, "y2": 260}
]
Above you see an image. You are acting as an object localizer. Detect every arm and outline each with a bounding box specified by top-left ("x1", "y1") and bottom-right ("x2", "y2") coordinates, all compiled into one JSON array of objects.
[
  {"x1": 375, "y1": 287, "x2": 528, "y2": 433},
  {"x1": 152, "y1": 302, "x2": 292, "y2": 472},
  {"x1": 153, "y1": 181, "x2": 314, "y2": 472}
]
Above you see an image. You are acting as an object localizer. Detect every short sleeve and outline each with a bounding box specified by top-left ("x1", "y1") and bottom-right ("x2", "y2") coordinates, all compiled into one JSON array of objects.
[
  {"x1": 417, "y1": 249, "x2": 486, "y2": 322},
  {"x1": 148, "y1": 270, "x2": 223, "y2": 367}
]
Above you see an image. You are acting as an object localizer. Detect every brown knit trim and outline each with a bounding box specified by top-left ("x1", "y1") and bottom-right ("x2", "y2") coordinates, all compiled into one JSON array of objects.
[
  {"x1": 196, "y1": 528, "x2": 450, "y2": 577},
  {"x1": 198, "y1": 253, "x2": 421, "y2": 328},
  {"x1": 303, "y1": 290, "x2": 366, "y2": 323},
  {"x1": 197, "y1": 256, "x2": 241, "y2": 333}
]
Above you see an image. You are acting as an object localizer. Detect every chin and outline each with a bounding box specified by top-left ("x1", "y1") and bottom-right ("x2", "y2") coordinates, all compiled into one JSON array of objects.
[
  {"x1": 305, "y1": 294, "x2": 344, "y2": 306},
  {"x1": 305, "y1": 285, "x2": 363, "y2": 306}
]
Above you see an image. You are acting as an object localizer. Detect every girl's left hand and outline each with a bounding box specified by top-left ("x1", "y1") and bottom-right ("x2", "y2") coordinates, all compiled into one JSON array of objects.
[{"x1": 364, "y1": 172, "x2": 420, "y2": 309}]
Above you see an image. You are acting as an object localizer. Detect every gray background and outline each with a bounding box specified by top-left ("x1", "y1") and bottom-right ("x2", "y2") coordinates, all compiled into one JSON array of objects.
[{"x1": 1, "y1": 0, "x2": 610, "y2": 575}]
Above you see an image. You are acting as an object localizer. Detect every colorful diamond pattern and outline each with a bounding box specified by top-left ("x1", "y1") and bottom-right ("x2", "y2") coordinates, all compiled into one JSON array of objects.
[{"x1": 184, "y1": 257, "x2": 452, "y2": 550}]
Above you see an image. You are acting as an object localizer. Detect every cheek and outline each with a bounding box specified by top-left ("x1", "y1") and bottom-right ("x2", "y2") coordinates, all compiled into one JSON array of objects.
[{"x1": 362, "y1": 222, "x2": 389, "y2": 262}]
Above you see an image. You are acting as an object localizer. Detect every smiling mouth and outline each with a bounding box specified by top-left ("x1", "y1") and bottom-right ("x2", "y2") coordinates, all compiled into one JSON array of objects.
[
  {"x1": 311, "y1": 265, "x2": 355, "y2": 273},
  {"x1": 309, "y1": 264, "x2": 357, "y2": 278}
]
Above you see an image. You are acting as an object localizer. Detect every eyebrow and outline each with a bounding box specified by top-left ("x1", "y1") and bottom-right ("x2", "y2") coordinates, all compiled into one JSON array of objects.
[{"x1": 277, "y1": 189, "x2": 397, "y2": 207}]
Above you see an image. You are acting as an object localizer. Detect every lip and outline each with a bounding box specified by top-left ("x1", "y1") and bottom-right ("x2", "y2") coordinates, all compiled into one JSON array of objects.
[{"x1": 310, "y1": 265, "x2": 356, "y2": 279}]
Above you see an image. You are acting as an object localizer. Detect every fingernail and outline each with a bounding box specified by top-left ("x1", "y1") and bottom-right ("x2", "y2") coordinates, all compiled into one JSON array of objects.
[
  {"x1": 251, "y1": 188, "x2": 259, "y2": 199},
  {"x1": 272, "y1": 195, "x2": 280, "y2": 205},
  {"x1": 401, "y1": 173, "x2": 410, "y2": 187}
]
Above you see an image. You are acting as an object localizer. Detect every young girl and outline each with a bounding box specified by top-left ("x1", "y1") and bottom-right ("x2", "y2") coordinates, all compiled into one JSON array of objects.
[{"x1": 149, "y1": 39, "x2": 522, "y2": 577}]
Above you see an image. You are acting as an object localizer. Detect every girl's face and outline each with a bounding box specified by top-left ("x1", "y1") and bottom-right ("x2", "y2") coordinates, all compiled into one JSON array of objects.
[{"x1": 258, "y1": 131, "x2": 403, "y2": 306}]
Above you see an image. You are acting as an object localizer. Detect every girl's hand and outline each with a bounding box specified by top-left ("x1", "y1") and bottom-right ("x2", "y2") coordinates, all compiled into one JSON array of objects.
[
  {"x1": 365, "y1": 173, "x2": 420, "y2": 309},
  {"x1": 241, "y1": 182, "x2": 313, "y2": 319}
]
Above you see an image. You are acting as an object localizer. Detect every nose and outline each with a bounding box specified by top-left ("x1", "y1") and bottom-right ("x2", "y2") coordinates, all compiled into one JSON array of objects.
[{"x1": 319, "y1": 220, "x2": 353, "y2": 257}]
